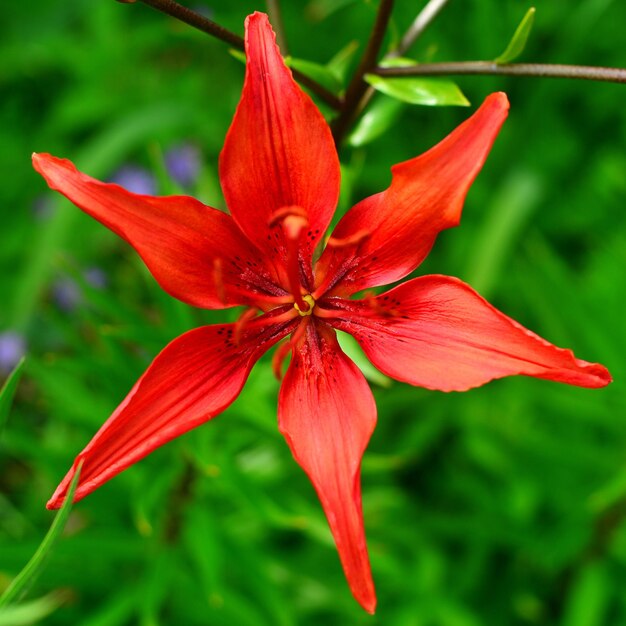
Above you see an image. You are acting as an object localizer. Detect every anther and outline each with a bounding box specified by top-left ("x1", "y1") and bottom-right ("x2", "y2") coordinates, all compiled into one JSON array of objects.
[{"x1": 326, "y1": 229, "x2": 370, "y2": 249}]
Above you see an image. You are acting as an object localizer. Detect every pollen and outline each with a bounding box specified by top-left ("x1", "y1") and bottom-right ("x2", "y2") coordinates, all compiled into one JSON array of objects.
[{"x1": 294, "y1": 294, "x2": 315, "y2": 316}]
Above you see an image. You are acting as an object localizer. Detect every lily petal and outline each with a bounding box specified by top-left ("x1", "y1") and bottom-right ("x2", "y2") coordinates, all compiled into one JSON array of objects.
[
  {"x1": 33, "y1": 153, "x2": 281, "y2": 309},
  {"x1": 219, "y1": 13, "x2": 340, "y2": 281},
  {"x1": 278, "y1": 321, "x2": 377, "y2": 613},
  {"x1": 315, "y1": 93, "x2": 509, "y2": 296},
  {"x1": 47, "y1": 312, "x2": 296, "y2": 509},
  {"x1": 328, "y1": 275, "x2": 611, "y2": 391}
]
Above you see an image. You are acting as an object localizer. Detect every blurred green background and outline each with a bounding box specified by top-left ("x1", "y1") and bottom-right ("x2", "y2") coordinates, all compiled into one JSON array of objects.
[{"x1": 1, "y1": 0, "x2": 625, "y2": 624}]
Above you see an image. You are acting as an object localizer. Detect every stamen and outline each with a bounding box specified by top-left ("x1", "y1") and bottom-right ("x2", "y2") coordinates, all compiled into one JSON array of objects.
[
  {"x1": 269, "y1": 206, "x2": 310, "y2": 311},
  {"x1": 212, "y1": 257, "x2": 226, "y2": 305},
  {"x1": 312, "y1": 229, "x2": 371, "y2": 299},
  {"x1": 271, "y1": 318, "x2": 310, "y2": 380},
  {"x1": 272, "y1": 340, "x2": 292, "y2": 380},
  {"x1": 233, "y1": 307, "x2": 259, "y2": 346}
]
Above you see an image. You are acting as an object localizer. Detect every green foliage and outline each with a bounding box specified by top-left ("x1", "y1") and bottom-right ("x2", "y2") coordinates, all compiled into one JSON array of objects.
[
  {"x1": 348, "y1": 97, "x2": 403, "y2": 147},
  {"x1": 0, "y1": 359, "x2": 25, "y2": 436},
  {"x1": 365, "y1": 58, "x2": 470, "y2": 106},
  {"x1": 495, "y1": 7, "x2": 536, "y2": 64},
  {"x1": 1, "y1": 1, "x2": 625, "y2": 625},
  {"x1": 0, "y1": 464, "x2": 81, "y2": 608}
]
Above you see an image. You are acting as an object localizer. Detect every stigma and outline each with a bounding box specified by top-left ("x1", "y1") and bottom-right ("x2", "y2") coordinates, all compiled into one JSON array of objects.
[{"x1": 294, "y1": 294, "x2": 315, "y2": 316}]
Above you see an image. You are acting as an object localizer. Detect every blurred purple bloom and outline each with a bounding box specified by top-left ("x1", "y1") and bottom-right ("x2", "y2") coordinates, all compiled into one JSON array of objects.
[
  {"x1": 165, "y1": 144, "x2": 201, "y2": 188},
  {"x1": 52, "y1": 268, "x2": 107, "y2": 313},
  {"x1": 85, "y1": 267, "x2": 107, "y2": 289},
  {"x1": 52, "y1": 278, "x2": 82, "y2": 312},
  {"x1": 110, "y1": 165, "x2": 157, "y2": 195},
  {"x1": 0, "y1": 331, "x2": 26, "y2": 373},
  {"x1": 32, "y1": 195, "x2": 56, "y2": 221}
]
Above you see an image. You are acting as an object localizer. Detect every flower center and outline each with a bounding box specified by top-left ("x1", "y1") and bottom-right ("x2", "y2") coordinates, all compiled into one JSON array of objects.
[{"x1": 294, "y1": 294, "x2": 315, "y2": 316}]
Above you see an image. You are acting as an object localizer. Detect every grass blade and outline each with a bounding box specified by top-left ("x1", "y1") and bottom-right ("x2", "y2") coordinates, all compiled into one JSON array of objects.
[
  {"x1": 0, "y1": 357, "x2": 25, "y2": 437},
  {"x1": 0, "y1": 462, "x2": 82, "y2": 608}
]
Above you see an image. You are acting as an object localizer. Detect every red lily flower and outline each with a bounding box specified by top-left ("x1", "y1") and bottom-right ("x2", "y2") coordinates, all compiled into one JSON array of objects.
[{"x1": 33, "y1": 12, "x2": 610, "y2": 614}]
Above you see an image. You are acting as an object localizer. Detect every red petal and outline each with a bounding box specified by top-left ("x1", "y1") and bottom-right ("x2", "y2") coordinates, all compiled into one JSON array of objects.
[
  {"x1": 328, "y1": 276, "x2": 611, "y2": 391},
  {"x1": 315, "y1": 93, "x2": 509, "y2": 296},
  {"x1": 47, "y1": 313, "x2": 296, "y2": 509},
  {"x1": 33, "y1": 153, "x2": 281, "y2": 309},
  {"x1": 278, "y1": 321, "x2": 377, "y2": 613},
  {"x1": 219, "y1": 13, "x2": 340, "y2": 279}
]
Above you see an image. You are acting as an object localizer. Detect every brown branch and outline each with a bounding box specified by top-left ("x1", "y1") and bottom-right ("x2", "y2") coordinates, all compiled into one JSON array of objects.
[
  {"x1": 371, "y1": 61, "x2": 626, "y2": 84},
  {"x1": 123, "y1": 0, "x2": 342, "y2": 108},
  {"x1": 137, "y1": 0, "x2": 244, "y2": 48},
  {"x1": 331, "y1": 0, "x2": 395, "y2": 145}
]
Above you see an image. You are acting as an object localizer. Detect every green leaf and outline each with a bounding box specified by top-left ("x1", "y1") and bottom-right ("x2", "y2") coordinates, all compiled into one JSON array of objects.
[
  {"x1": 229, "y1": 50, "x2": 342, "y2": 93},
  {"x1": 365, "y1": 58, "x2": 469, "y2": 107},
  {"x1": 0, "y1": 592, "x2": 67, "y2": 626},
  {"x1": 495, "y1": 7, "x2": 536, "y2": 64},
  {"x1": 228, "y1": 48, "x2": 246, "y2": 65},
  {"x1": 0, "y1": 462, "x2": 82, "y2": 608},
  {"x1": 348, "y1": 96, "x2": 404, "y2": 147},
  {"x1": 326, "y1": 40, "x2": 360, "y2": 84},
  {"x1": 285, "y1": 57, "x2": 342, "y2": 93},
  {"x1": 0, "y1": 357, "x2": 25, "y2": 436}
]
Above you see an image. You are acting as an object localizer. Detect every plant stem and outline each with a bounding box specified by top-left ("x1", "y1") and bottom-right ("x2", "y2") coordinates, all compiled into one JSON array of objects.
[
  {"x1": 371, "y1": 61, "x2": 626, "y2": 84},
  {"x1": 265, "y1": 0, "x2": 289, "y2": 56},
  {"x1": 331, "y1": 0, "x2": 395, "y2": 145},
  {"x1": 337, "y1": 0, "x2": 451, "y2": 145},
  {"x1": 390, "y1": 0, "x2": 450, "y2": 58},
  {"x1": 131, "y1": 0, "x2": 342, "y2": 108},
  {"x1": 164, "y1": 459, "x2": 196, "y2": 543},
  {"x1": 138, "y1": 0, "x2": 244, "y2": 48}
]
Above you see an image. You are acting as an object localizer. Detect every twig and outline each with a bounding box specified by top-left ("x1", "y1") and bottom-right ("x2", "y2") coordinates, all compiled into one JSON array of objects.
[
  {"x1": 137, "y1": 0, "x2": 244, "y2": 48},
  {"x1": 371, "y1": 61, "x2": 626, "y2": 84},
  {"x1": 391, "y1": 0, "x2": 451, "y2": 58},
  {"x1": 331, "y1": 0, "x2": 395, "y2": 145},
  {"x1": 266, "y1": 0, "x2": 289, "y2": 56},
  {"x1": 125, "y1": 0, "x2": 342, "y2": 108},
  {"x1": 337, "y1": 0, "x2": 451, "y2": 144}
]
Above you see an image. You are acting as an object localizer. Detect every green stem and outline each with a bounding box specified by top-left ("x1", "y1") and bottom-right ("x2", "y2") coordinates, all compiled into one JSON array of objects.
[{"x1": 390, "y1": 0, "x2": 450, "y2": 58}]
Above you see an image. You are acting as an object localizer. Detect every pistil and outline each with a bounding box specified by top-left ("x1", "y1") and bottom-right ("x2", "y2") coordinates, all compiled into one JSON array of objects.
[{"x1": 294, "y1": 294, "x2": 315, "y2": 316}]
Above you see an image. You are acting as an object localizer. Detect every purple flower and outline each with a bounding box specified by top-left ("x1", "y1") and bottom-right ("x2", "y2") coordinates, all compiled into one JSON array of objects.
[
  {"x1": 52, "y1": 268, "x2": 107, "y2": 313},
  {"x1": 32, "y1": 195, "x2": 56, "y2": 221},
  {"x1": 84, "y1": 267, "x2": 107, "y2": 289},
  {"x1": 0, "y1": 331, "x2": 26, "y2": 373},
  {"x1": 110, "y1": 165, "x2": 156, "y2": 195},
  {"x1": 165, "y1": 144, "x2": 201, "y2": 188},
  {"x1": 52, "y1": 278, "x2": 82, "y2": 312}
]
